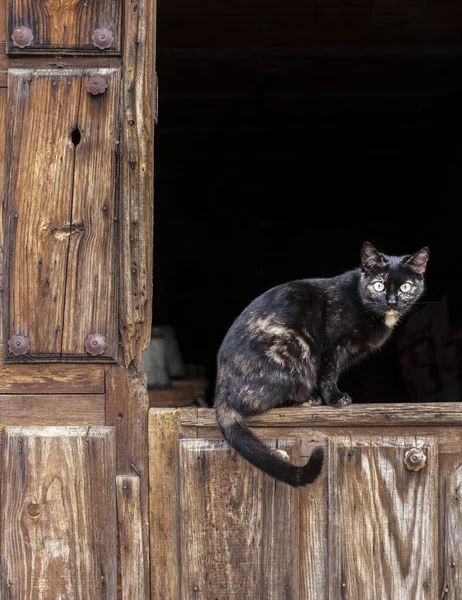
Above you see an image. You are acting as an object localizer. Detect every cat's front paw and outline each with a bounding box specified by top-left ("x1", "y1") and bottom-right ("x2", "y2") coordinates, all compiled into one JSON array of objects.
[
  {"x1": 301, "y1": 396, "x2": 323, "y2": 407},
  {"x1": 326, "y1": 392, "x2": 352, "y2": 408}
]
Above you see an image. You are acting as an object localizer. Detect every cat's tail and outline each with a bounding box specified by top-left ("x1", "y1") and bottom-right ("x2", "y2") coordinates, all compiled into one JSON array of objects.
[{"x1": 215, "y1": 399, "x2": 324, "y2": 487}]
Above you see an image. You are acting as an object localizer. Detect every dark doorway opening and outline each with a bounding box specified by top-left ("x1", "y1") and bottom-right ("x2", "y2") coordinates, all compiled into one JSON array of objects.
[{"x1": 153, "y1": 3, "x2": 462, "y2": 405}]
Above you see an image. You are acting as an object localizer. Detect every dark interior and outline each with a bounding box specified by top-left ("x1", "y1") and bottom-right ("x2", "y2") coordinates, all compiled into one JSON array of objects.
[{"x1": 153, "y1": 0, "x2": 462, "y2": 405}]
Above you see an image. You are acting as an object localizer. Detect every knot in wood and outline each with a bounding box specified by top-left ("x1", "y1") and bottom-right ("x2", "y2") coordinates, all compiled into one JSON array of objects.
[
  {"x1": 27, "y1": 503, "x2": 41, "y2": 518},
  {"x1": 84, "y1": 333, "x2": 108, "y2": 356},
  {"x1": 91, "y1": 28, "x2": 114, "y2": 50},
  {"x1": 11, "y1": 26, "x2": 33, "y2": 48},
  {"x1": 85, "y1": 76, "x2": 108, "y2": 95},
  {"x1": 404, "y1": 448, "x2": 426, "y2": 471},
  {"x1": 8, "y1": 334, "x2": 31, "y2": 356}
]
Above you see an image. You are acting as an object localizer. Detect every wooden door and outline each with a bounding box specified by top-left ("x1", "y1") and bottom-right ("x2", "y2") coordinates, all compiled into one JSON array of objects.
[
  {"x1": 150, "y1": 405, "x2": 462, "y2": 599},
  {"x1": 0, "y1": 0, "x2": 156, "y2": 596}
]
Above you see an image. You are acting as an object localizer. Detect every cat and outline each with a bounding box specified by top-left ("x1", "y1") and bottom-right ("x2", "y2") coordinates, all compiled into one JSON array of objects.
[{"x1": 214, "y1": 242, "x2": 429, "y2": 487}]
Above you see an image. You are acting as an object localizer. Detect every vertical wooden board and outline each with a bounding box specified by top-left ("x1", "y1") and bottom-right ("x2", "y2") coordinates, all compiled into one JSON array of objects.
[
  {"x1": 119, "y1": 0, "x2": 156, "y2": 370},
  {"x1": 441, "y1": 455, "x2": 462, "y2": 599},
  {"x1": 61, "y1": 69, "x2": 120, "y2": 361},
  {"x1": 5, "y1": 69, "x2": 78, "y2": 360},
  {"x1": 1, "y1": 426, "x2": 117, "y2": 599},
  {"x1": 261, "y1": 439, "x2": 299, "y2": 600},
  {"x1": 107, "y1": 367, "x2": 150, "y2": 597},
  {"x1": 179, "y1": 437, "x2": 299, "y2": 599},
  {"x1": 299, "y1": 442, "x2": 328, "y2": 600},
  {"x1": 148, "y1": 408, "x2": 195, "y2": 600},
  {"x1": 0, "y1": 87, "x2": 7, "y2": 346},
  {"x1": 116, "y1": 475, "x2": 145, "y2": 600},
  {"x1": 328, "y1": 436, "x2": 438, "y2": 600},
  {"x1": 8, "y1": 0, "x2": 121, "y2": 54}
]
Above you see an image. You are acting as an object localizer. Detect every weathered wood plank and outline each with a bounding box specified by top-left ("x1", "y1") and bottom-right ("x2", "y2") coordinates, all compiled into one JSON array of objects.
[
  {"x1": 0, "y1": 348, "x2": 104, "y2": 393},
  {"x1": 328, "y1": 435, "x2": 438, "y2": 599},
  {"x1": 299, "y1": 440, "x2": 328, "y2": 600},
  {"x1": 0, "y1": 395, "x2": 105, "y2": 441},
  {"x1": 0, "y1": 87, "x2": 6, "y2": 346},
  {"x1": 5, "y1": 69, "x2": 78, "y2": 360},
  {"x1": 119, "y1": 0, "x2": 156, "y2": 369},
  {"x1": 179, "y1": 438, "x2": 265, "y2": 599},
  {"x1": 1, "y1": 426, "x2": 117, "y2": 599},
  {"x1": 148, "y1": 408, "x2": 194, "y2": 600},
  {"x1": 261, "y1": 439, "x2": 299, "y2": 599},
  {"x1": 106, "y1": 366, "x2": 150, "y2": 597},
  {"x1": 61, "y1": 68, "x2": 120, "y2": 362},
  {"x1": 8, "y1": 0, "x2": 121, "y2": 54},
  {"x1": 441, "y1": 455, "x2": 462, "y2": 599},
  {"x1": 182, "y1": 403, "x2": 462, "y2": 427},
  {"x1": 179, "y1": 437, "x2": 299, "y2": 599},
  {"x1": 116, "y1": 475, "x2": 145, "y2": 600}
]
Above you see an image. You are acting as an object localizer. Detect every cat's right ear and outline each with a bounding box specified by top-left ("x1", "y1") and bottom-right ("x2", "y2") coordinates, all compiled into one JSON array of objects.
[{"x1": 361, "y1": 242, "x2": 387, "y2": 271}]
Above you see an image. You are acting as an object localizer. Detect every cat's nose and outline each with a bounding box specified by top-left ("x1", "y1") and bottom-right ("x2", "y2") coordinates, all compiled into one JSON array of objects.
[{"x1": 387, "y1": 299, "x2": 397, "y2": 309}]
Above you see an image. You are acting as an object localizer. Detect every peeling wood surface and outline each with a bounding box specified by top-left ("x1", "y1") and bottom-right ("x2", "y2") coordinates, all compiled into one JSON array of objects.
[
  {"x1": 119, "y1": 0, "x2": 156, "y2": 369},
  {"x1": 148, "y1": 408, "x2": 192, "y2": 600},
  {"x1": 0, "y1": 395, "x2": 105, "y2": 439},
  {"x1": 1, "y1": 426, "x2": 117, "y2": 599},
  {"x1": 179, "y1": 438, "x2": 298, "y2": 599},
  {"x1": 5, "y1": 69, "x2": 120, "y2": 361},
  {"x1": 116, "y1": 475, "x2": 146, "y2": 600},
  {"x1": 106, "y1": 366, "x2": 150, "y2": 597},
  {"x1": 328, "y1": 435, "x2": 438, "y2": 599},
  {"x1": 0, "y1": 88, "x2": 6, "y2": 346},
  {"x1": 441, "y1": 454, "x2": 462, "y2": 599},
  {"x1": 8, "y1": 0, "x2": 121, "y2": 54},
  {"x1": 182, "y1": 403, "x2": 462, "y2": 427}
]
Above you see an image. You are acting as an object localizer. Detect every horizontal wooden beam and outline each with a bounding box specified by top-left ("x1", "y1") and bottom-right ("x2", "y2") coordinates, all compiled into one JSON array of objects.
[{"x1": 180, "y1": 403, "x2": 462, "y2": 428}]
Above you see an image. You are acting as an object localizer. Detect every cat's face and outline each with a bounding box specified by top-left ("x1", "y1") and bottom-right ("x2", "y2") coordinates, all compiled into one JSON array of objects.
[{"x1": 358, "y1": 242, "x2": 429, "y2": 317}]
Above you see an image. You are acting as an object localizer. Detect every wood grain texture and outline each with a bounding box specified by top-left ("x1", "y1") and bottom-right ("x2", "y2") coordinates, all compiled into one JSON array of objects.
[
  {"x1": 0, "y1": 395, "x2": 105, "y2": 437},
  {"x1": 179, "y1": 438, "x2": 298, "y2": 599},
  {"x1": 106, "y1": 366, "x2": 150, "y2": 597},
  {"x1": 61, "y1": 68, "x2": 120, "y2": 362},
  {"x1": 182, "y1": 403, "x2": 462, "y2": 427},
  {"x1": 116, "y1": 475, "x2": 145, "y2": 600},
  {"x1": 0, "y1": 88, "x2": 6, "y2": 346},
  {"x1": 119, "y1": 0, "x2": 156, "y2": 370},
  {"x1": 0, "y1": 350, "x2": 104, "y2": 393},
  {"x1": 1, "y1": 426, "x2": 117, "y2": 599},
  {"x1": 148, "y1": 408, "x2": 194, "y2": 600},
  {"x1": 8, "y1": 0, "x2": 121, "y2": 54},
  {"x1": 441, "y1": 454, "x2": 462, "y2": 599},
  {"x1": 328, "y1": 435, "x2": 438, "y2": 599},
  {"x1": 299, "y1": 440, "x2": 328, "y2": 600},
  {"x1": 5, "y1": 69, "x2": 119, "y2": 362}
]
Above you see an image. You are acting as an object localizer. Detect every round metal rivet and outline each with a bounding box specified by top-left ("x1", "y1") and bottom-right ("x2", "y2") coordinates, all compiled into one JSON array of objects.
[
  {"x1": 8, "y1": 334, "x2": 31, "y2": 356},
  {"x1": 404, "y1": 448, "x2": 427, "y2": 472},
  {"x1": 11, "y1": 26, "x2": 33, "y2": 49},
  {"x1": 85, "y1": 76, "x2": 109, "y2": 95},
  {"x1": 91, "y1": 28, "x2": 114, "y2": 50},
  {"x1": 84, "y1": 333, "x2": 108, "y2": 356}
]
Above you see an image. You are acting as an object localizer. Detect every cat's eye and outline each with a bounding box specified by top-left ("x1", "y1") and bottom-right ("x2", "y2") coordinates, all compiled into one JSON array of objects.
[
  {"x1": 400, "y1": 282, "x2": 412, "y2": 293},
  {"x1": 373, "y1": 282, "x2": 385, "y2": 292}
]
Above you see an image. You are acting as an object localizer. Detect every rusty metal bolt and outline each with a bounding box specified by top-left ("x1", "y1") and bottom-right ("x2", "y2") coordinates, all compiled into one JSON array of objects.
[
  {"x1": 91, "y1": 28, "x2": 114, "y2": 50},
  {"x1": 85, "y1": 76, "x2": 108, "y2": 95},
  {"x1": 11, "y1": 26, "x2": 33, "y2": 49},
  {"x1": 84, "y1": 333, "x2": 107, "y2": 356},
  {"x1": 404, "y1": 448, "x2": 427, "y2": 472},
  {"x1": 8, "y1": 334, "x2": 31, "y2": 356}
]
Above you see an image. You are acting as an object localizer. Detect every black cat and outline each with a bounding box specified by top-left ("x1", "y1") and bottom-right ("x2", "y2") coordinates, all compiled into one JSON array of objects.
[{"x1": 214, "y1": 242, "x2": 429, "y2": 486}]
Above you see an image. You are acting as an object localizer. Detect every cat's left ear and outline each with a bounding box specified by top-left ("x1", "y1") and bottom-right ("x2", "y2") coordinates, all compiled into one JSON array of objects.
[{"x1": 402, "y1": 247, "x2": 429, "y2": 275}]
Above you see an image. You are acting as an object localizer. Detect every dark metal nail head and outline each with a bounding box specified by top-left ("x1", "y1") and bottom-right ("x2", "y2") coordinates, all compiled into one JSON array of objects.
[
  {"x1": 85, "y1": 76, "x2": 109, "y2": 95},
  {"x1": 91, "y1": 29, "x2": 114, "y2": 50},
  {"x1": 8, "y1": 334, "x2": 31, "y2": 356},
  {"x1": 11, "y1": 26, "x2": 33, "y2": 49},
  {"x1": 84, "y1": 333, "x2": 108, "y2": 356}
]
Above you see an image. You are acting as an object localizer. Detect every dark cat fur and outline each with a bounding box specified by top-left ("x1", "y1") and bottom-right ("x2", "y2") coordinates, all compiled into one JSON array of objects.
[{"x1": 214, "y1": 242, "x2": 429, "y2": 487}]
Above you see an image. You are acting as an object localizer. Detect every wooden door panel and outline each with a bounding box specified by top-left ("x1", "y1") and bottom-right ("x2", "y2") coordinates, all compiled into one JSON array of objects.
[
  {"x1": 1, "y1": 426, "x2": 117, "y2": 599},
  {"x1": 61, "y1": 68, "x2": 120, "y2": 361},
  {"x1": 5, "y1": 68, "x2": 120, "y2": 362},
  {"x1": 8, "y1": 0, "x2": 121, "y2": 55},
  {"x1": 328, "y1": 435, "x2": 439, "y2": 599},
  {"x1": 179, "y1": 438, "x2": 299, "y2": 599}
]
